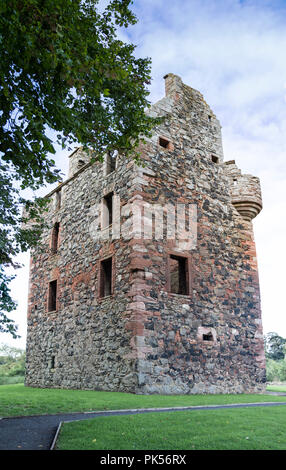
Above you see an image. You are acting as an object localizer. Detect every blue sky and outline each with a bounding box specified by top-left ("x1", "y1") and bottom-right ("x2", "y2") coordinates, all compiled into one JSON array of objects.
[{"x1": 1, "y1": 0, "x2": 286, "y2": 348}]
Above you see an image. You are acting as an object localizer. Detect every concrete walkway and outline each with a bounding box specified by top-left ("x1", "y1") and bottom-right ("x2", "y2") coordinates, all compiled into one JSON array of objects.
[{"x1": 1, "y1": 400, "x2": 286, "y2": 450}]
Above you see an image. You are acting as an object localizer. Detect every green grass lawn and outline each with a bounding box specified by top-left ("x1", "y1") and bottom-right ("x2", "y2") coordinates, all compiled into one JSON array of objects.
[
  {"x1": 55, "y1": 406, "x2": 286, "y2": 450},
  {"x1": 0, "y1": 383, "x2": 286, "y2": 418},
  {"x1": 1, "y1": 384, "x2": 286, "y2": 450},
  {"x1": 267, "y1": 384, "x2": 286, "y2": 393}
]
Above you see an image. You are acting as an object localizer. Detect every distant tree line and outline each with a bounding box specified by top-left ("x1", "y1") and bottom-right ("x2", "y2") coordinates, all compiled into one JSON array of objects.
[
  {"x1": 0, "y1": 344, "x2": 25, "y2": 384},
  {"x1": 264, "y1": 332, "x2": 286, "y2": 382}
]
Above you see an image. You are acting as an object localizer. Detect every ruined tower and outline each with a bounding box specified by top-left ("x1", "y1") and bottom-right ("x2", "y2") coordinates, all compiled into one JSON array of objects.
[{"x1": 25, "y1": 74, "x2": 266, "y2": 394}]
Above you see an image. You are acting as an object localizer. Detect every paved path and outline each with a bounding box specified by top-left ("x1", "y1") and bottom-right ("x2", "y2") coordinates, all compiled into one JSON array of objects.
[{"x1": 1, "y1": 401, "x2": 286, "y2": 450}]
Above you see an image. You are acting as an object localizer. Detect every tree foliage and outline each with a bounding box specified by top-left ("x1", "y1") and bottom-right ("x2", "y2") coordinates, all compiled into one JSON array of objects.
[
  {"x1": 264, "y1": 332, "x2": 286, "y2": 361},
  {"x1": 266, "y1": 359, "x2": 286, "y2": 382},
  {"x1": 0, "y1": 343, "x2": 26, "y2": 383},
  {"x1": 0, "y1": 0, "x2": 159, "y2": 336}
]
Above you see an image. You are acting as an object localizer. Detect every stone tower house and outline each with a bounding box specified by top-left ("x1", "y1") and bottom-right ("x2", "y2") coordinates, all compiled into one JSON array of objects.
[{"x1": 25, "y1": 74, "x2": 266, "y2": 394}]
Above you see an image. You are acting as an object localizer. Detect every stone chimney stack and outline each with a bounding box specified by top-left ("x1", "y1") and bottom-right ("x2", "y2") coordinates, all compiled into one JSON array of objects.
[
  {"x1": 68, "y1": 147, "x2": 88, "y2": 178},
  {"x1": 163, "y1": 73, "x2": 184, "y2": 98}
]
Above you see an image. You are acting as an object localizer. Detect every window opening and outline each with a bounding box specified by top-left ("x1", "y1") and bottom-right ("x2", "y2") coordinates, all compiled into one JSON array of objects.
[
  {"x1": 50, "y1": 356, "x2": 55, "y2": 370},
  {"x1": 77, "y1": 159, "x2": 85, "y2": 169},
  {"x1": 51, "y1": 222, "x2": 59, "y2": 253},
  {"x1": 102, "y1": 192, "x2": 113, "y2": 228},
  {"x1": 211, "y1": 155, "x2": 219, "y2": 164},
  {"x1": 169, "y1": 255, "x2": 189, "y2": 295},
  {"x1": 99, "y1": 257, "x2": 113, "y2": 298},
  {"x1": 203, "y1": 333, "x2": 213, "y2": 341},
  {"x1": 159, "y1": 137, "x2": 171, "y2": 149},
  {"x1": 48, "y1": 280, "x2": 57, "y2": 311}
]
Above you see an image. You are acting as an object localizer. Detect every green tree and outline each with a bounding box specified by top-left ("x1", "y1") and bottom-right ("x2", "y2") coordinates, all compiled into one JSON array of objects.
[
  {"x1": 266, "y1": 359, "x2": 286, "y2": 382},
  {"x1": 0, "y1": 0, "x2": 159, "y2": 336},
  {"x1": 264, "y1": 332, "x2": 286, "y2": 361},
  {"x1": 0, "y1": 344, "x2": 26, "y2": 383}
]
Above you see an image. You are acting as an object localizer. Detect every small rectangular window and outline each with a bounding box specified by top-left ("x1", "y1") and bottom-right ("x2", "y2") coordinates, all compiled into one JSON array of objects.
[
  {"x1": 169, "y1": 254, "x2": 189, "y2": 295},
  {"x1": 51, "y1": 222, "x2": 60, "y2": 253},
  {"x1": 48, "y1": 280, "x2": 57, "y2": 311},
  {"x1": 102, "y1": 192, "x2": 113, "y2": 229},
  {"x1": 203, "y1": 333, "x2": 213, "y2": 341},
  {"x1": 50, "y1": 356, "x2": 55, "y2": 370},
  {"x1": 159, "y1": 137, "x2": 171, "y2": 149},
  {"x1": 198, "y1": 327, "x2": 217, "y2": 343},
  {"x1": 77, "y1": 159, "x2": 86, "y2": 169},
  {"x1": 99, "y1": 257, "x2": 113, "y2": 298},
  {"x1": 211, "y1": 155, "x2": 219, "y2": 164}
]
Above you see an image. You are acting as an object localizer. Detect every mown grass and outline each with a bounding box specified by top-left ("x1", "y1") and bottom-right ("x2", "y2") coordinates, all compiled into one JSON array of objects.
[
  {"x1": 266, "y1": 384, "x2": 286, "y2": 393},
  {"x1": 0, "y1": 384, "x2": 286, "y2": 418},
  {"x1": 0, "y1": 375, "x2": 25, "y2": 385},
  {"x1": 56, "y1": 405, "x2": 286, "y2": 450}
]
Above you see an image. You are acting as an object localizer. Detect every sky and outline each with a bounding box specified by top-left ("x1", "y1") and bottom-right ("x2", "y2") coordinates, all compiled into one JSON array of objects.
[{"x1": 1, "y1": 0, "x2": 286, "y2": 349}]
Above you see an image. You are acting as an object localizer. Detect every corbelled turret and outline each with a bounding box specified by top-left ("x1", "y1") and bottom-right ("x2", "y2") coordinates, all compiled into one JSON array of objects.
[{"x1": 224, "y1": 160, "x2": 262, "y2": 221}]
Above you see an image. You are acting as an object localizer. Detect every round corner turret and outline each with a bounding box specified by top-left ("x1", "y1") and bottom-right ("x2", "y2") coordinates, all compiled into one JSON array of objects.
[{"x1": 224, "y1": 161, "x2": 262, "y2": 222}]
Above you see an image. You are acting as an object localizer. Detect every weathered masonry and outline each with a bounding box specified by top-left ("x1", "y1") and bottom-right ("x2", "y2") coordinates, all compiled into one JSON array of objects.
[{"x1": 25, "y1": 74, "x2": 266, "y2": 394}]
